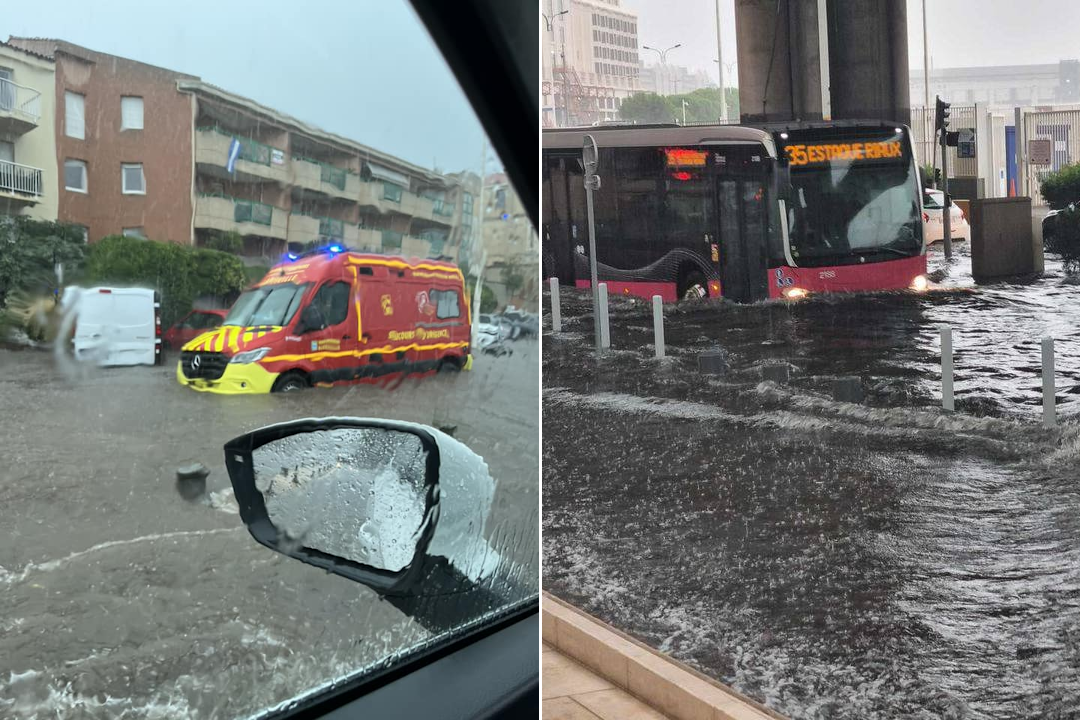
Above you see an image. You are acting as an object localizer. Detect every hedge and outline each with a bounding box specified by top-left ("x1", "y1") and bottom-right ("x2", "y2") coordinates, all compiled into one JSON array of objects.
[
  {"x1": 84, "y1": 235, "x2": 247, "y2": 327},
  {"x1": 1039, "y1": 163, "x2": 1080, "y2": 210}
]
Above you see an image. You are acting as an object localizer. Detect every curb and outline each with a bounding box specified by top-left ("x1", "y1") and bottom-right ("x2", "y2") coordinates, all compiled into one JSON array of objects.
[{"x1": 543, "y1": 592, "x2": 786, "y2": 720}]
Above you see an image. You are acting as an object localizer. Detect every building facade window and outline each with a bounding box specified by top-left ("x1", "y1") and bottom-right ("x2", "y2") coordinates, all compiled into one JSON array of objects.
[
  {"x1": 64, "y1": 159, "x2": 87, "y2": 192},
  {"x1": 122, "y1": 227, "x2": 147, "y2": 239},
  {"x1": 121, "y1": 96, "x2": 144, "y2": 130},
  {"x1": 76, "y1": 225, "x2": 89, "y2": 243},
  {"x1": 122, "y1": 163, "x2": 145, "y2": 194},
  {"x1": 65, "y1": 91, "x2": 85, "y2": 139}
]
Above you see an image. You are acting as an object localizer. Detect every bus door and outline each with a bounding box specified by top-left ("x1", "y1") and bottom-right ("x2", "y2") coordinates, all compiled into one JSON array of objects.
[
  {"x1": 712, "y1": 153, "x2": 770, "y2": 303},
  {"x1": 544, "y1": 154, "x2": 585, "y2": 285}
]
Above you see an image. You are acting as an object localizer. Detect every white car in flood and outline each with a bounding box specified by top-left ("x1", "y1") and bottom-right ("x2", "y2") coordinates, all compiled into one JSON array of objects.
[{"x1": 922, "y1": 189, "x2": 971, "y2": 245}]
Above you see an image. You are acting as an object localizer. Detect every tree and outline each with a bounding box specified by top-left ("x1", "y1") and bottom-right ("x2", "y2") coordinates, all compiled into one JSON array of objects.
[{"x1": 618, "y1": 93, "x2": 677, "y2": 124}]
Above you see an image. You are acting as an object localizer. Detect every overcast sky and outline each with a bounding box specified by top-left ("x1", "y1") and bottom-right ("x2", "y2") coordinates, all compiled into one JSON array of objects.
[
  {"x1": 1, "y1": 0, "x2": 493, "y2": 175},
  {"x1": 621, "y1": 0, "x2": 1080, "y2": 85}
]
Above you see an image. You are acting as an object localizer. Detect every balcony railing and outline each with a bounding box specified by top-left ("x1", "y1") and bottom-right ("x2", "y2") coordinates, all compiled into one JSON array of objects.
[
  {"x1": 197, "y1": 125, "x2": 279, "y2": 166},
  {"x1": 433, "y1": 199, "x2": 455, "y2": 217},
  {"x1": 0, "y1": 79, "x2": 42, "y2": 123},
  {"x1": 0, "y1": 159, "x2": 43, "y2": 197}
]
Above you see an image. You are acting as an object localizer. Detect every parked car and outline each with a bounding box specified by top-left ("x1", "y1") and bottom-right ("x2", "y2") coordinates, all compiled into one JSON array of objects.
[
  {"x1": 502, "y1": 309, "x2": 538, "y2": 339},
  {"x1": 163, "y1": 308, "x2": 226, "y2": 350},
  {"x1": 922, "y1": 190, "x2": 971, "y2": 245},
  {"x1": 476, "y1": 313, "x2": 511, "y2": 341},
  {"x1": 1042, "y1": 201, "x2": 1077, "y2": 245}
]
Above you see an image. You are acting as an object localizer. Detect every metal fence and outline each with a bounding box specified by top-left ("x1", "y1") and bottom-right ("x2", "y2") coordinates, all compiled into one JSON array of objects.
[
  {"x1": 1021, "y1": 108, "x2": 1080, "y2": 205},
  {"x1": 233, "y1": 198, "x2": 273, "y2": 226},
  {"x1": 0, "y1": 159, "x2": 43, "y2": 196},
  {"x1": 910, "y1": 104, "x2": 978, "y2": 176}
]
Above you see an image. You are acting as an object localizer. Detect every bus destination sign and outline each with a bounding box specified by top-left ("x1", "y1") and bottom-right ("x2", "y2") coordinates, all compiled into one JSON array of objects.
[{"x1": 783, "y1": 140, "x2": 903, "y2": 167}]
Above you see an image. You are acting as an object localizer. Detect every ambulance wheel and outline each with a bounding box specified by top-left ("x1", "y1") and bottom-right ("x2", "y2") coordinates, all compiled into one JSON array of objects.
[
  {"x1": 272, "y1": 371, "x2": 308, "y2": 393},
  {"x1": 679, "y1": 271, "x2": 708, "y2": 301},
  {"x1": 438, "y1": 357, "x2": 462, "y2": 373}
]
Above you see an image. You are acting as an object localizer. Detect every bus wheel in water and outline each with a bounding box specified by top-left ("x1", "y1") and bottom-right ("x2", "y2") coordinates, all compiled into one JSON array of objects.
[
  {"x1": 679, "y1": 272, "x2": 708, "y2": 301},
  {"x1": 272, "y1": 371, "x2": 309, "y2": 393}
]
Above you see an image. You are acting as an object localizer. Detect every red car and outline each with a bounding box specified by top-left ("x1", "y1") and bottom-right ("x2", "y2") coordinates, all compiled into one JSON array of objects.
[{"x1": 163, "y1": 309, "x2": 227, "y2": 350}]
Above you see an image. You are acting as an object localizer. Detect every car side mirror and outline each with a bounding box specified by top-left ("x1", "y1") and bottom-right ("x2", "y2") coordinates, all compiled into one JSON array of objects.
[
  {"x1": 224, "y1": 418, "x2": 517, "y2": 632},
  {"x1": 297, "y1": 305, "x2": 324, "y2": 334}
]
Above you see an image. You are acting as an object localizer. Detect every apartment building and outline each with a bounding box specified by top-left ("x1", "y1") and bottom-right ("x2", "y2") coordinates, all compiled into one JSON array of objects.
[
  {"x1": 181, "y1": 81, "x2": 460, "y2": 264},
  {"x1": 0, "y1": 42, "x2": 58, "y2": 220},
  {"x1": 542, "y1": 0, "x2": 641, "y2": 126},
  {"x1": 480, "y1": 173, "x2": 538, "y2": 311},
  {"x1": 6, "y1": 37, "x2": 468, "y2": 264},
  {"x1": 8, "y1": 38, "x2": 196, "y2": 243}
]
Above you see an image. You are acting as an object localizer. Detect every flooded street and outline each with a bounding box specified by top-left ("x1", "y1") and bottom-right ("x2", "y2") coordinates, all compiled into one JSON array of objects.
[
  {"x1": 543, "y1": 246, "x2": 1080, "y2": 719},
  {"x1": 0, "y1": 346, "x2": 538, "y2": 719}
]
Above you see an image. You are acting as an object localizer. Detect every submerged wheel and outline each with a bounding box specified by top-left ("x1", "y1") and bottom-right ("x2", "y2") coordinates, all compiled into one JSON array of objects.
[
  {"x1": 438, "y1": 357, "x2": 462, "y2": 373},
  {"x1": 272, "y1": 371, "x2": 308, "y2": 393},
  {"x1": 679, "y1": 271, "x2": 709, "y2": 301}
]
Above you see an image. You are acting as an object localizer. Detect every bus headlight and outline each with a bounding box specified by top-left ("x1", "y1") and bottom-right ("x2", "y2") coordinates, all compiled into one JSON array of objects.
[
  {"x1": 230, "y1": 347, "x2": 271, "y2": 364},
  {"x1": 782, "y1": 287, "x2": 808, "y2": 300},
  {"x1": 910, "y1": 275, "x2": 929, "y2": 292}
]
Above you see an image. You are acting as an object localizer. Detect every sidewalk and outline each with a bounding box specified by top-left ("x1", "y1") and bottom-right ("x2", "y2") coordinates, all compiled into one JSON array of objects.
[
  {"x1": 544, "y1": 642, "x2": 671, "y2": 719},
  {"x1": 543, "y1": 592, "x2": 784, "y2": 720}
]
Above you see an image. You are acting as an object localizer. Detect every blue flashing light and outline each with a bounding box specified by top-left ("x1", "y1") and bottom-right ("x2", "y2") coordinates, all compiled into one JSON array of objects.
[
  {"x1": 501, "y1": 213, "x2": 510, "y2": 220},
  {"x1": 328, "y1": 244, "x2": 343, "y2": 253},
  {"x1": 286, "y1": 252, "x2": 299, "y2": 261}
]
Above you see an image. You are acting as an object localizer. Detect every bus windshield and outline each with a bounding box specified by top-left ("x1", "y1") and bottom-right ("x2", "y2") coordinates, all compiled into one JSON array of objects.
[
  {"x1": 224, "y1": 282, "x2": 310, "y2": 328},
  {"x1": 785, "y1": 138, "x2": 922, "y2": 265}
]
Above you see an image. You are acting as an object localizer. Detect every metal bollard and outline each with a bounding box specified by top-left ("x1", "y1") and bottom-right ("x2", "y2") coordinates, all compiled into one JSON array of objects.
[
  {"x1": 549, "y1": 277, "x2": 561, "y2": 333},
  {"x1": 940, "y1": 325, "x2": 954, "y2": 411},
  {"x1": 599, "y1": 283, "x2": 610, "y2": 349},
  {"x1": 652, "y1": 295, "x2": 665, "y2": 358},
  {"x1": 1043, "y1": 335, "x2": 1056, "y2": 428}
]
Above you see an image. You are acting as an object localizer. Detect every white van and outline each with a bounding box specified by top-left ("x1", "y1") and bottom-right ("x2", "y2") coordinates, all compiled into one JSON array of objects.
[{"x1": 69, "y1": 287, "x2": 162, "y2": 366}]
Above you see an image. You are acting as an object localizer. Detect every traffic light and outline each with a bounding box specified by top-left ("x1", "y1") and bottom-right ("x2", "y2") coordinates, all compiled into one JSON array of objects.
[{"x1": 935, "y1": 96, "x2": 951, "y2": 133}]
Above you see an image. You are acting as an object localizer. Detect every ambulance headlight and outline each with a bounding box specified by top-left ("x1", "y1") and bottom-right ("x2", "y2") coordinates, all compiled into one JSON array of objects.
[{"x1": 230, "y1": 347, "x2": 271, "y2": 364}]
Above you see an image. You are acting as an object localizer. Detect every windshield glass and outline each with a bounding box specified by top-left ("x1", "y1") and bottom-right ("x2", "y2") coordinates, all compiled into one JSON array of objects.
[
  {"x1": 224, "y1": 282, "x2": 309, "y2": 327},
  {"x1": 0, "y1": 2, "x2": 538, "y2": 718},
  {"x1": 786, "y1": 134, "x2": 922, "y2": 264}
]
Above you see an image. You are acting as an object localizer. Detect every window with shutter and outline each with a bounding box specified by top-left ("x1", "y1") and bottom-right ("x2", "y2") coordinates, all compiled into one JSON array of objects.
[
  {"x1": 121, "y1": 97, "x2": 144, "y2": 130},
  {"x1": 65, "y1": 92, "x2": 85, "y2": 139}
]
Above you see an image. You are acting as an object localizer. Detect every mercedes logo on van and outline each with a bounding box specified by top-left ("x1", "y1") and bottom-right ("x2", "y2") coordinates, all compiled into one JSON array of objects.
[{"x1": 192, "y1": 355, "x2": 202, "y2": 369}]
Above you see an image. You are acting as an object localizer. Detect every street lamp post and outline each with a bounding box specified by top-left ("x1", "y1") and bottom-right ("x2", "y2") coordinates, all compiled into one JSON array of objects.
[
  {"x1": 714, "y1": 0, "x2": 725, "y2": 122},
  {"x1": 713, "y1": 59, "x2": 737, "y2": 122},
  {"x1": 642, "y1": 43, "x2": 681, "y2": 95},
  {"x1": 542, "y1": 5, "x2": 570, "y2": 126}
]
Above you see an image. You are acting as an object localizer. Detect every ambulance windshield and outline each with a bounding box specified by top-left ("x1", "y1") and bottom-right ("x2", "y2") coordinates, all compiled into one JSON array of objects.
[{"x1": 224, "y1": 282, "x2": 311, "y2": 328}]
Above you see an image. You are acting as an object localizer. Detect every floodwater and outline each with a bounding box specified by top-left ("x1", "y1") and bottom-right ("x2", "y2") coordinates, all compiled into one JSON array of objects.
[
  {"x1": 0, "y1": 345, "x2": 538, "y2": 719},
  {"x1": 543, "y1": 245, "x2": 1080, "y2": 719}
]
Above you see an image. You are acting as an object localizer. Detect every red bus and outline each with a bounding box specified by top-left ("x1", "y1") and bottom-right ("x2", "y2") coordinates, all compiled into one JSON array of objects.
[{"x1": 542, "y1": 121, "x2": 927, "y2": 303}]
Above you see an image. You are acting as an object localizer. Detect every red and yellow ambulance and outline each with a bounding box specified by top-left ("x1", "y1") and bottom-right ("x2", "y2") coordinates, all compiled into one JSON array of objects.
[{"x1": 176, "y1": 250, "x2": 472, "y2": 393}]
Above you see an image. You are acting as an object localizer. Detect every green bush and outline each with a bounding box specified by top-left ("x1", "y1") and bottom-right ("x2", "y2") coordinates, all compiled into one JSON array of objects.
[
  {"x1": 1039, "y1": 163, "x2": 1080, "y2": 210},
  {"x1": 85, "y1": 235, "x2": 246, "y2": 326},
  {"x1": 0, "y1": 217, "x2": 87, "y2": 339},
  {"x1": 1044, "y1": 206, "x2": 1080, "y2": 272},
  {"x1": 200, "y1": 230, "x2": 244, "y2": 255}
]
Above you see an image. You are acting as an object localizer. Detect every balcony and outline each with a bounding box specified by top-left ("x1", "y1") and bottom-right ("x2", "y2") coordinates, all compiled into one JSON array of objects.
[
  {"x1": 0, "y1": 79, "x2": 41, "y2": 136},
  {"x1": 291, "y1": 157, "x2": 361, "y2": 200},
  {"x1": 287, "y1": 213, "x2": 359, "y2": 246},
  {"x1": 0, "y1": 159, "x2": 44, "y2": 206},
  {"x1": 194, "y1": 193, "x2": 287, "y2": 240},
  {"x1": 194, "y1": 126, "x2": 289, "y2": 185},
  {"x1": 356, "y1": 181, "x2": 453, "y2": 227}
]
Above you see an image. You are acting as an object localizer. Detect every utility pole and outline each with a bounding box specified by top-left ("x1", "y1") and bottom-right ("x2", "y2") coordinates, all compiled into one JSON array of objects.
[
  {"x1": 543, "y1": 3, "x2": 569, "y2": 126},
  {"x1": 715, "y1": 0, "x2": 726, "y2": 122},
  {"x1": 582, "y1": 135, "x2": 602, "y2": 358},
  {"x1": 923, "y1": 0, "x2": 935, "y2": 187}
]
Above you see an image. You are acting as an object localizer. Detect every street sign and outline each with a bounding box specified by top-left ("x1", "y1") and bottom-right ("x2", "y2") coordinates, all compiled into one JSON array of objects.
[
  {"x1": 957, "y1": 128, "x2": 976, "y2": 159},
  {"x1": 583, "y1": 135, "x2": 602, "y2": 357},
  {"x1": 1029, "y1": 138, "x2": 1053, "y2": 165}
]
